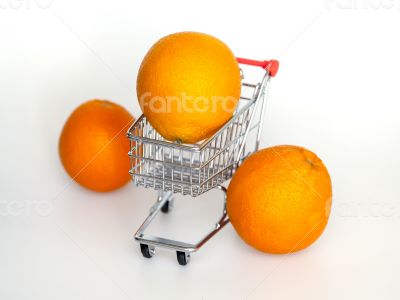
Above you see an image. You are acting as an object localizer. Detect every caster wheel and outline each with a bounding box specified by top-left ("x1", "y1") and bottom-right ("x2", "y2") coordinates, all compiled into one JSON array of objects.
[
  {"x1": 176, "y1": 251, "x2": 190, "y2": 266},
  {"x1": 161, "y1": 201, "x2": 170, "y2": 213},
  {"x1": 140, "y1": 244, "x2": 155, "y2": 258}
]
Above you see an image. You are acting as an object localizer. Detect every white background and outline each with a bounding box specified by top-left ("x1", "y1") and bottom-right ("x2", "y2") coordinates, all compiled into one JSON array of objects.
[{"x1": 1, "y1": 0, "x2": 400, "y2": 299}]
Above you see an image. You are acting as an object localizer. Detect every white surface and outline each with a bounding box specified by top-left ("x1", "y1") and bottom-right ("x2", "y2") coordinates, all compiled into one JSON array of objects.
[{"x1": 1, "y1": 0, "x2": 400, "y2": 299}]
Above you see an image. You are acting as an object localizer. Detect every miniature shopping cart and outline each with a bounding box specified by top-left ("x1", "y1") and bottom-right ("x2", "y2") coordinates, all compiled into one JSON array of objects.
[{"x1": 127, "y1": 57, "x2": 279, "y2": 265}]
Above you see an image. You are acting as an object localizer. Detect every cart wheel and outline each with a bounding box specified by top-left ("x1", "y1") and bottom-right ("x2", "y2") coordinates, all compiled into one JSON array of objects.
[
  {"x1": 176, "y1": 251, "x2": 190, "y2": 266},
  {"x1": 140, "y1": 244, "x2": 155, "y2": 258},
  {"x1": 161, "y1": 201, "x2": 170, "y2": 213}
]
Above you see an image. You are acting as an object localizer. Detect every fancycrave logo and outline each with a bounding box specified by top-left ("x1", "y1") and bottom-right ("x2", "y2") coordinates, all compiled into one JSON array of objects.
[
  {"x1": 326, "y1": 0, "x2": 400, "y2": 9},
  {"x1": 0, "y1": 0, "x2": 53, "y2": 9},
  {"x1": 139, "y1": 92, "x2": 238, "y2": 114}
]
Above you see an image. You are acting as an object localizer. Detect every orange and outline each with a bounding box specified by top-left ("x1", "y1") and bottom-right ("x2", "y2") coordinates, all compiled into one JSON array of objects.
[
  {"x1": 227, "y1": 145, "x2": 332, "y2": 254},
  {"x1": 59, "y1": 100, "x2": 134, "y2": 192},
  {"x1": 136, "y1": 31, "x2": 241, "y2": 144}
]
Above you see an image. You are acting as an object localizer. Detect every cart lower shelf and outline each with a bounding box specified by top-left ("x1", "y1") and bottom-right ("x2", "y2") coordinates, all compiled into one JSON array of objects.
[{"x1": 134, "y1": 185, "x2": 229, "y2": 266}]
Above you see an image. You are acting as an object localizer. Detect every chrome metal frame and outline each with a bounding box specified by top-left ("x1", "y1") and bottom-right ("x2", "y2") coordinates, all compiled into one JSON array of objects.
[
  {"x1": 127, "y1": 64, "x2": 272, "y2": 265},
  {"x1": 134, "y1": 186, "x2": 229, "y2": 254}
]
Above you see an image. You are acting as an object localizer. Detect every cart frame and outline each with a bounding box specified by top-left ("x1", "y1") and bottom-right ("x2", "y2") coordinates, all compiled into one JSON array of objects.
[{"x1": 127, "y1": 57, "x2": 278, "y2": 265}]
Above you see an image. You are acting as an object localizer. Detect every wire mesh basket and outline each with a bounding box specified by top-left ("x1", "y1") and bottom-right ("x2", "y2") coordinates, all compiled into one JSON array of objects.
[
  {"x1": 127, "y1": 57, "x2": 279, "y2": 265},
  {"x1": 128, "y1": 58, "x2": 278, "y2": 197}
]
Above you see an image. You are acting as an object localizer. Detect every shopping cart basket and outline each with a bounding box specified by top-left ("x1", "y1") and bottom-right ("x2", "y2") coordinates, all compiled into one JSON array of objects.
[{"x1": 127, "y1": 57, "x2": 279, "y2": 265}]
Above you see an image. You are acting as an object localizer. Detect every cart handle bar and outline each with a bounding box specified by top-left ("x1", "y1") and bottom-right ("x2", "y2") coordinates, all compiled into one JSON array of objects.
[{"x1": 236, "y1": 57, "x2": 279, "y2": 77}]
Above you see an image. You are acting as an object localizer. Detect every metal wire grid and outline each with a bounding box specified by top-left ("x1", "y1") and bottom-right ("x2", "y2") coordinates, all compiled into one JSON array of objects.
[{"x1": 127, "y1": 72, "x2": 270, "y2": 197}]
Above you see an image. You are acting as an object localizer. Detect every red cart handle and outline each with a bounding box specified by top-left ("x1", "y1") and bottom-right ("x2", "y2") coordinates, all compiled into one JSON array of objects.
[{"x1": 236, "y1": 57, "x2": 279, "y2": 77}]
